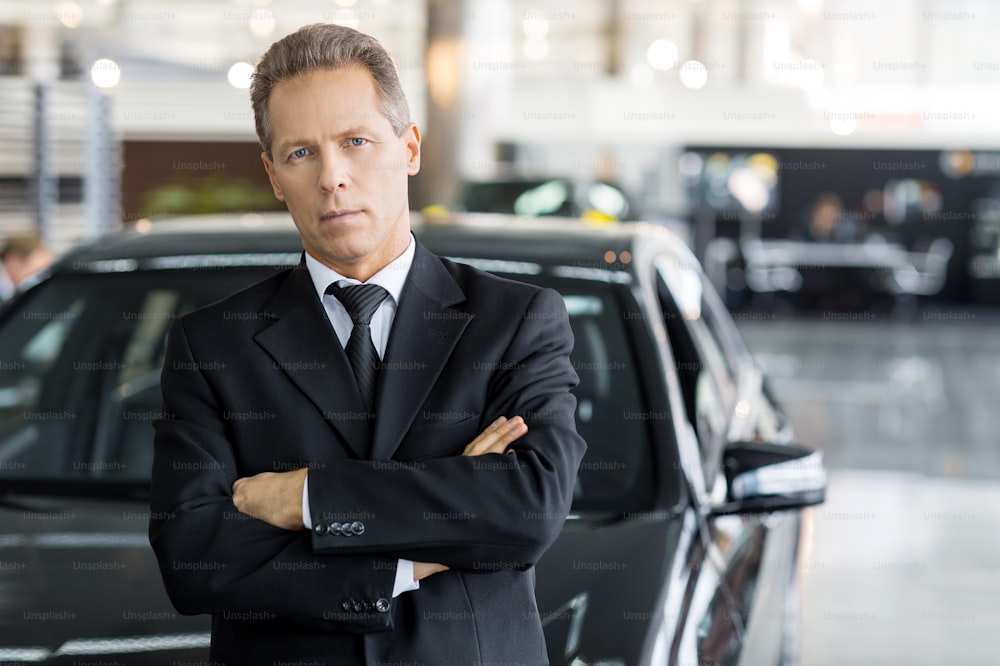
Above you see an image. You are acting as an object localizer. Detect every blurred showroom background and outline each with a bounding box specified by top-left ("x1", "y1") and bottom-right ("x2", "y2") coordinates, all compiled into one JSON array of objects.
[{"x1": 1, "y1": 0, "x2": 999, "y2": 663}]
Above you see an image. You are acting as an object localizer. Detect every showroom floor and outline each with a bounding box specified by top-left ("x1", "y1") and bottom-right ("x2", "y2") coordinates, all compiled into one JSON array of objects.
[{"x1": 739, "y1": 311, "x2": 1000, "y2": 665}]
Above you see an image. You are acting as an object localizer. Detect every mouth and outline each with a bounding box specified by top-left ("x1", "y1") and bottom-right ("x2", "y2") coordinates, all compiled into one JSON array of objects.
[{"x1": 319, "y1": 209, "x2": 363, "y2": 222}]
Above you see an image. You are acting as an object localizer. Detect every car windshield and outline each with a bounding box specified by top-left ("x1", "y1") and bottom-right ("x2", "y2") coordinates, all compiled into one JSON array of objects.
[
  {"x1": 0, "y1": 262, "x2": 653, "y2": 512},
  {"x1": 0, "y1": 268, "x2": 278, "y2": 488}
]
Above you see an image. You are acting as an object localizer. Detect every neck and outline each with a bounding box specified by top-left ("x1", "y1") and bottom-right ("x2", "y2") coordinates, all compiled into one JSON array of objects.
[{"x1": 309, "y1": 236, "x2": 410, "y2": 283}]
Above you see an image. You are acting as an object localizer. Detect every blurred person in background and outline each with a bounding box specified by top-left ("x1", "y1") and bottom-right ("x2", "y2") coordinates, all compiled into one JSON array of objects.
[
  {"x1": 0, "y1": 232, "x2": 53, "y2": 301},
  {"x1": 796, "y1": 191, "x2": 860, "y2": 243}
]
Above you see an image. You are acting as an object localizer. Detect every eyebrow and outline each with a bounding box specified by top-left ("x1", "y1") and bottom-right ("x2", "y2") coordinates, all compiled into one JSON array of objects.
[{"x1": 273, "y1": 126, "x2": 377, "y2": 155}]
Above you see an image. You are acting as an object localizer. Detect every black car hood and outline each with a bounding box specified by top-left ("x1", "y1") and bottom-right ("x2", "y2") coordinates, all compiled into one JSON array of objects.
[{"x1": 0, "y1": 494, "x2": 209, "y2": 663}]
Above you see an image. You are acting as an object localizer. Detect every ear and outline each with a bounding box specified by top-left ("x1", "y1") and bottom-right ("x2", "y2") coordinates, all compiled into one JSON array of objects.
[
  {"x1": 261, "y1": 152, "x2": 285, "y2": 201},
  {"x1": 403, "y1": 123, "x2": 421, "y2": 176}
]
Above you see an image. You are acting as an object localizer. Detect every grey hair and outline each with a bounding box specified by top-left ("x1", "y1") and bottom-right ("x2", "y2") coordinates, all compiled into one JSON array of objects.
[{"x1": 251, "y1": 23, "x2": 411, "y2": 156}]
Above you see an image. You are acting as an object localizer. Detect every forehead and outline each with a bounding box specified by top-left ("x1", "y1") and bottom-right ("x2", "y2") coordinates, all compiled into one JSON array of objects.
[{"x1": 268, "y1": 65, "x2": 389, "y2": 133}]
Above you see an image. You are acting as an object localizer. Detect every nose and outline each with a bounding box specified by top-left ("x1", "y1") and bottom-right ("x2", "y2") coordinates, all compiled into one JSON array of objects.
[{"x1": 317, "y1": 150, "x2": 349, "y2": 192}]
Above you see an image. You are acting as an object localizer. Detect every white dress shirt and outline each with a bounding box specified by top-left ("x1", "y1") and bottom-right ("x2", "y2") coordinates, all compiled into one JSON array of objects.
[{"x1": 301, "y1": 234, "x2": 419, "y2": 598}]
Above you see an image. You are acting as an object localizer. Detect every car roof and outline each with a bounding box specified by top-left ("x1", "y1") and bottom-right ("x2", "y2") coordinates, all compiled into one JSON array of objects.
[{"x1": 57, "y1": 211, "x2": 690, "y2": 275}]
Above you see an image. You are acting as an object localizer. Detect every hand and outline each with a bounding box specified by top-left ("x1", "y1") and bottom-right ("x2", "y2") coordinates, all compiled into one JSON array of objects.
[
  {"x1": 462, "y1": 416, "x2": 528, "y2": 457},
  {"x1": 231, "y1": 468, "x2": 308, "y2": 531},
  {"x1": 413, "y1": 561, "x2": 449, "y2": 582}
]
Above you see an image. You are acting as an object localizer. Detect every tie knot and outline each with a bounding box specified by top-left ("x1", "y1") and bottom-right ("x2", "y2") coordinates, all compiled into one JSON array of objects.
[{"x1": 326, "y1": 283, "x2": 389, "y2": 325}]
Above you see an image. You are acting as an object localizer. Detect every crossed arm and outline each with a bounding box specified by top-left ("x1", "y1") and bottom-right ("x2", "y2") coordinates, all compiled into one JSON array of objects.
[
  {"x1": 230, "y1": 415, "x2": 529, "y2": 582},
  {"x1": 150, "y1": 288, "x2": 584, "y2": 629}
]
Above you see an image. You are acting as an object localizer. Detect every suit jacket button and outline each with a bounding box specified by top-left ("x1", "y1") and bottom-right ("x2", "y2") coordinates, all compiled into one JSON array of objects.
[
  {"x1": 341, "y1": 598, "x2": 353, "y2": 612},
  {"x1": 329, "y1": 522, "x2": 343, "y2": 536},
  {"x1": 350, "y1": 521, "x2": 365, "y2": 536},
  {"x1": 363, "y1": 600, "x2": 374, "y2": 612},
  {"x1": 352, "y1": 600, "x2": 363, "y2": 612},
  {"x1": 314, "y1": 523, "x2": 328, "y2": 536},
  {"x1": 375, "y1": 598, "x2": 390, "y2": 613}
]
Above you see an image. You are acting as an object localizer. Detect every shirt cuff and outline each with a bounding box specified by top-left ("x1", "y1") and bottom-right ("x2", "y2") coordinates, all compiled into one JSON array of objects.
[
  {"x1": 301, "y1": 475, "x2": 312, "y2": 530},
  {"x1": 392, "y1": 559, "x2": 420, "y2": 598}
]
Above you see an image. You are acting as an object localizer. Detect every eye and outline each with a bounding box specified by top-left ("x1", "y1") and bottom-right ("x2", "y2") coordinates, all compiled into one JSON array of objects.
[
  {"x1": 348, "y1": 138, "x2": 368, "y2": 147},
  {"x1": 290, "y1": 148, "x2": 309, "y2": 160}
]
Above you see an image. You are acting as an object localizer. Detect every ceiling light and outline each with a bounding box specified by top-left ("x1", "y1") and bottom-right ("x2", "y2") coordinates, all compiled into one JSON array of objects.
[
  {"x1": 227, "y1": 62, "x2": 254, "y2": 89},
  {"x1": 679, "y1": 60, "x2": 708, "y2": 89},
  {"x1": 647, "y1": 39, "x2": 679, "y2": 71},
  {"x1": 90, "y1": 59, "x2": 120, "y2": 88}
]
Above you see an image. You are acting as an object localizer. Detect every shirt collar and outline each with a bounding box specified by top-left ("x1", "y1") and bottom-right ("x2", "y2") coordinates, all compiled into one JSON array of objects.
[{"x1": 304, "y1": 233, "x2": 416, "y2": 306}]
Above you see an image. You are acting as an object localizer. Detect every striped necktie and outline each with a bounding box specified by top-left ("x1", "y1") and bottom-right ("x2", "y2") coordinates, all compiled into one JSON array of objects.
[{"x1": 325, "y1": 283, "x2": 390, "y2": 415}]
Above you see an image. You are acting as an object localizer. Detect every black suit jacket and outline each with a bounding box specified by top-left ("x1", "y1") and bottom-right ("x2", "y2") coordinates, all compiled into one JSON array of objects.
[{"x1": 149, "y1": 240, "x2": 586, "y2": 665}]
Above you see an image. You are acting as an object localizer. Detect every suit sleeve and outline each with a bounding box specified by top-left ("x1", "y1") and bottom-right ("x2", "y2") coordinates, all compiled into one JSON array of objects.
[
  {"x1": 307, "y1": 287, "x2": 587, "y2": 570},
  {"x1": 149, "y1": 317, "x2": 396, "y2": 631}
]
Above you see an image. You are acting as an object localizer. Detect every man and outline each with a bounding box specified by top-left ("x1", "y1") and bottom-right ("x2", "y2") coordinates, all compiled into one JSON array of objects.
[
  {"x1": 796, "y1": 192, "x2": 857, "y2": 243},
  {"x1": 149, "y1": 23, "x2": 585, "y2": 665},
  {"x1": 0, "y1": 233, "x2": 53, "y2": 301}
]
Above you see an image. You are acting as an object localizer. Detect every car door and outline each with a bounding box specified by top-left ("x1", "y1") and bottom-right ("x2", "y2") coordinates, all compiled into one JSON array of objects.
[
  {"x1": 535, "y1": 278, "x2": 670, "y2": 666},
  {"x1": 653, "y1": 253, "x2": 799, "y2": 665}
]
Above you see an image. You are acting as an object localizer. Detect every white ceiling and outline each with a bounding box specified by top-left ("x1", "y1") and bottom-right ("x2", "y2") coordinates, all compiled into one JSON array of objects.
[
  {"x1": 1, "y1": 0, "x2": 997, "y2": 86},
  {"x1": 1, "y1": 0, "x2": 999, "y2": 148}
]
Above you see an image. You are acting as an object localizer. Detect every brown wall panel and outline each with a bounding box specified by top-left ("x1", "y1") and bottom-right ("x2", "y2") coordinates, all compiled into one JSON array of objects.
[{"x1": 121, "y1": 140, "x2": 284, "y2": 223}]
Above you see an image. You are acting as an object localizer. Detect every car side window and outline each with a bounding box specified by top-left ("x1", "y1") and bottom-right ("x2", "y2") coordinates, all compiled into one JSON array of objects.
[
  {"x1": 654, "y1": 257, "x2": 736, "y2": 489},
  {"x1": 558, "y1": 288, "x2": 654, "y2": 514},
  {"x1": 465, "y1": 271, "x2": 655, "y2": 515}
]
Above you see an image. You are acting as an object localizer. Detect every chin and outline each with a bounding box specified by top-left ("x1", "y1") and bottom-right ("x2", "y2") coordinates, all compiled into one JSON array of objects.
[{"x1": 318, "y1": 236, "x2": 375, "y2": 262}]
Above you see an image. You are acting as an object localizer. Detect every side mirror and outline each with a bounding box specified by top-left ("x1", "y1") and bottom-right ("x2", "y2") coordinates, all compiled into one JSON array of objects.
[{"x1": 709, "y1": 441, "x2": 826, "y2": 516}]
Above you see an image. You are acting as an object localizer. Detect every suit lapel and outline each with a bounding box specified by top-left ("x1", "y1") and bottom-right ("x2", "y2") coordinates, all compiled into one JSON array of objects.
[
  {"x1": 254, "y1": 259, "x2": 372, "y2": 459},
  {"x1": 372, "y1": 243, "x2": 473, "y2": 461}
]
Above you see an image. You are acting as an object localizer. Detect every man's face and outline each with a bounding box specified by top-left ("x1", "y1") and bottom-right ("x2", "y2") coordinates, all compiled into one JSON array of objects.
[{"x1": 261, "y1": 65, "x2": 420, "y2": 280}]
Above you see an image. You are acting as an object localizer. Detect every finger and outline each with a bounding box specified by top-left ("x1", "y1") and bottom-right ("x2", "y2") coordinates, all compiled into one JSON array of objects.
[
  {"x1": 232, "y1": 472, "x2": 266, "y2": 490},
  {"x1": 463, "y1": 417, "x2": 506, "y2": 453},
  {"x1": 463, "y1": 417, "x2": 516, "y2": 456},
  {"x1": 465, "y1": 416, "x2": 526, "y2": 456},
  {"x1": 462, "y1": 417, "x2": 507, "y2": 455},
  {"x1": 232, "y1": 489, "x2": 245, "y2": 512},
  {"x1": 479, "y1": 418, "x2": 528, "y2": 455}
]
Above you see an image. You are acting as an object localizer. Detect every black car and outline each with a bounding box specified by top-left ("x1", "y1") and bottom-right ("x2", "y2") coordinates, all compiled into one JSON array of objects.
[{"x1": 0, "y1": 212, "x2": 825, "y2": 665}]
